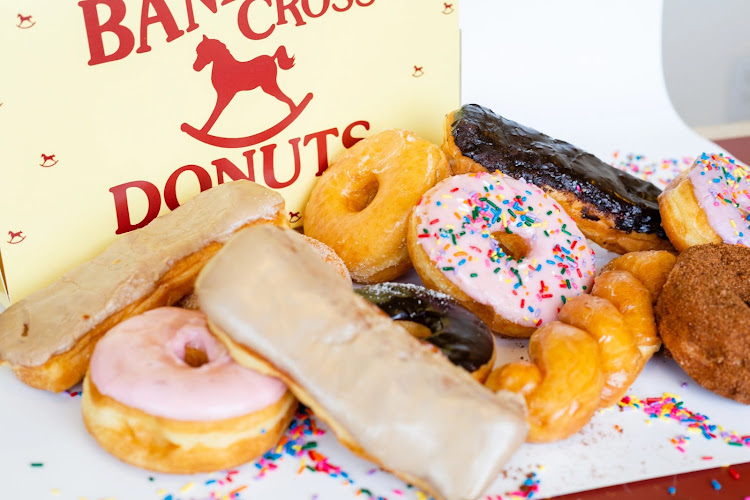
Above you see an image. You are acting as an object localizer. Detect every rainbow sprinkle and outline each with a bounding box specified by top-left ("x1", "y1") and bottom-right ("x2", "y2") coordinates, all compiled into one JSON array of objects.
[
  {"x1": 414, "y1": 172, "x2": 595, "y2": 328},
  {"x1": 618, "y1": 393, "x2": 750, "y2": 452},
  {"x1": 153, "y1": 406, "x2": 393, "y2": 500},
  {"x1": 609, "y1": 151, "x2": 693, "y2": 186},
  {"x1": 688, "y1": 153, "x2": 750, "y2": 245}
]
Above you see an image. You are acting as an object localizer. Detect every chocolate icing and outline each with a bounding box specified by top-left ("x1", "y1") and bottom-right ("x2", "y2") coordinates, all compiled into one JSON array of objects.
[
  {"x1": 356, "y1": 283, "x2": 494, "y2": 373},
  {"x1": 450, "y1": 104, "x2": 667, "y2": 238}
]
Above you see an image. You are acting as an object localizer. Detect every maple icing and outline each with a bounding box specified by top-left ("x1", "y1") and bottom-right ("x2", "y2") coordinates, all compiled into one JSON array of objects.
[
  {"x1": 196, "y1": 225, "x2": 527, "y2": 500},
  {"x1": 0, "y1": 180, "x2": 285, "y2": 367}
]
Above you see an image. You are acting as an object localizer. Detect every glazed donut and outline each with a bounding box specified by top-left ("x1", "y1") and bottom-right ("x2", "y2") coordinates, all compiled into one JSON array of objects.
[
  {"x1": 196, "y1": 225, "x2": 527, "y2": 500},
  {"x1": 601, "y1": 250, "x2": 677, "y2": 301},
  {"x1": 485, "y1": 321, "x2": 603, "y2": 443},
  {"x1": 304, "y1": 129, "x2": 450, "y2": 283},
  {"x1": 407, "y1": 171, "x2": 596, "y2": 338},
  {"x1": 656, "y1": 244, "x2": 750, "y2": 403},
  {"x1": 443, "y1": 104, "x2": 674, "y2": 254},
  {"x1": 0, "y1": 180, "x2": 286, "y2": 392},
  {"x1": 82, "y1": 307, "x2": 296, "y2": 473},
  {"x1": 659, "y1": 153, "x2": 750, "y2": 251},
  {"x1": 355, "y1": 282, "x2": 496, "y2": 382},
  {"x1": 487, "y1": 250, "x2": 675, "y2": 442}
]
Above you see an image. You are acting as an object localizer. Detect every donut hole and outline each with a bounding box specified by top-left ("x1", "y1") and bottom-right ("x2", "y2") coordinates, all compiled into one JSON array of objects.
[
  {"x1": 344, "y1": 174, "x2": 379, "y2": 212},
  {"x1": 491, "y1": 232, "x2": 530, "y2": 261},
  {"x1": 184, "y1": 345, "x2": 209, "y2": 368},
  {"x1": 396, "y1": 320, "x2": 433, "y2": 340}
]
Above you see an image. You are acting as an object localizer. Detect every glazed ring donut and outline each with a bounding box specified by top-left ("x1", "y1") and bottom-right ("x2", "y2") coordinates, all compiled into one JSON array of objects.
[
  {"x1": 443, "y1": 104, "x2": 674, "y2": 254},
  {"x1": 656, "y1": 244, "x2": 750, "y2": 403},
  {"x1": 304, "y1": 129, "x2": 450, "y2": 283},
  {"x1": 487, "y1": 250, "x2": 676, "y2": 442},
  {"x1": 659, "y1": 153, "x2": 749, "y2": 251},
  {"x1": 0, "y1": 180, "x2": 286, "y2": 392},
  {"x1": 407, "y1": 171, "x2": 596, "y2": 337},
  {"x1": 355, "y1": 282, "x2": 496, "y2": 382},
  {"x1": 82, "y1": 307, "x2": 296, "y2": 473}
]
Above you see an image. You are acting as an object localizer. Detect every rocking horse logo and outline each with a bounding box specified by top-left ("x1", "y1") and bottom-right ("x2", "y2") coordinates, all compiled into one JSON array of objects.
[{"x1": 181, "y1": 36, "x2": 314, "y2": 148}]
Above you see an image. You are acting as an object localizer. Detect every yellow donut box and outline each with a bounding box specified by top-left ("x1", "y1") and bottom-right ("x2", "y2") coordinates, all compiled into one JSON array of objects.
[{"x1": 0, "y1": 0, "x2": 459, "y2": 305}]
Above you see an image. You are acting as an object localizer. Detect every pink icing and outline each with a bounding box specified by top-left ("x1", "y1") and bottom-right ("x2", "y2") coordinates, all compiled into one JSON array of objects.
[
  {"x1": 688, "y1": 153, "x2": 750, "y2": 246},
  {"x1": 413, "y1": 172, "x2": 596, "y2": 327},
  {"x1": 89, "y1": 307, "x2": 288, "y2": 421}
]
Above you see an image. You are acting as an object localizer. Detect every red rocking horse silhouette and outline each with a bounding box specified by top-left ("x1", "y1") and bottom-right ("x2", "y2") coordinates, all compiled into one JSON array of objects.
[
  {"x1": 181, "y1": 36, "x2": 313, "y2": 148},
  {"x1": 40, "y1": 153, "x2": 58, "y2": 167},
  {"x1": 17, "y1": 14, "x2": 36, "y2": 28},
  {"x1": 8, "y1": 231, "x2": 25, "y2": 244},
  {"x1": 442, "y1": 3, "x2": 454, "y2": 14}
]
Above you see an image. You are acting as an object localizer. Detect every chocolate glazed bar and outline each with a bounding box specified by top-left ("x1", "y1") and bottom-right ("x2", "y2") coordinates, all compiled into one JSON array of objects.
[{"x1": 443, "y1": 104, "x2": 673, "y2": 254}]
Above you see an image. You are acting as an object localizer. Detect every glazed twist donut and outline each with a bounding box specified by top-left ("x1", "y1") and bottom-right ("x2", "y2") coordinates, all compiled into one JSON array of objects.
[{"x1": 486, "y1": 250, "x2": 676, "y2": 442}]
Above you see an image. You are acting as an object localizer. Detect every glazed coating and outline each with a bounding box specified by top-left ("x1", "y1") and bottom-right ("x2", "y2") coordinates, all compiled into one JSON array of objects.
[
  {"x1": 444, "y1": 104, "x2": 673, "y2": 254},
  {"x1": 304, "y1": 129, "x2": 450, "y2": 283},
  {"x1": 656, "y1": 244, "x2": 750, "y2": 403},
  {"x1": 355, "y1": 282, "x2": 495, "y2": 381},
  {"x1": 487, "y1": 250, "x2": 675, "y2": 442}
]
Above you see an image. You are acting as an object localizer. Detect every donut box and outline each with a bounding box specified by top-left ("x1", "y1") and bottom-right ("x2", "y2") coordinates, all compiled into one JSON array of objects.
[{"x1": 0, "y1": 0, "x2": 459, "y2": 306}]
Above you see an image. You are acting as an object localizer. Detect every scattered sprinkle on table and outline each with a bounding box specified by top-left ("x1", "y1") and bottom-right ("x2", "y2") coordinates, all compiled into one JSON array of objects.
[
  {"x1": 619, "y1": 393, "x2": 750, "y2": 452},
  {"x1": 609, "y1": 152, "x2": 693, "y2": 186},
  {"x1": 30, "y1": 462, "x2": 43, "y2": 467}
]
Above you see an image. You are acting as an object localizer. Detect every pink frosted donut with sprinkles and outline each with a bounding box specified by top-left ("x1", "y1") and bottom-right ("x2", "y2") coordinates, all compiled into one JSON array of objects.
[
  {"x1": 659, "y1": 153, "x2": 750, "y2": 252},
  {"x1": 407, "y1": 171, "x2": 596, "y2": 338}
]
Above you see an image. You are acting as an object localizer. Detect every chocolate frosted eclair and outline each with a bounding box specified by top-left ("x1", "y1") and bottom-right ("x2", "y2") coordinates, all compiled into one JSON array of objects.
[
  {"x1": 196, "y1": 225, "x2": 527, "y2": 500},
  {"x1": 443, "y1": 104, "x2": 673, "y2": 254}
]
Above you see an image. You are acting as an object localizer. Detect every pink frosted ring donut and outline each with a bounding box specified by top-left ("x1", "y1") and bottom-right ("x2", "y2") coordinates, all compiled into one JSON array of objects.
[
  {"x1": 407, "y1": 172, "x2": 596, "y2": 337},
  {"x1": 81, "y1": 307, "x2": 296, "y2": 473}
]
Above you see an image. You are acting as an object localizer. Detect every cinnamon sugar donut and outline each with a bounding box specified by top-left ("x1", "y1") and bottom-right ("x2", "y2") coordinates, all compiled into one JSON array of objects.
[
  {"x1": 304, "y1": 129, "x2": 450, "y2": 283},
  {"x1": 656, "y1": 244, "x2": 750, "y2": 403},
  {"x1": 659, "y1": 153, "x2": 750, "y2": 251},
  {"x1": 82, "y1": 307, "x2": 296, "y2": 473}
]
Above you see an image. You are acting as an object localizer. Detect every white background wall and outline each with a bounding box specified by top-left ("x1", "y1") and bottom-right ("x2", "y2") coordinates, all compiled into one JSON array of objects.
[{"x1": 663, "y1": 0, "x2": 750, "y2": 127}]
